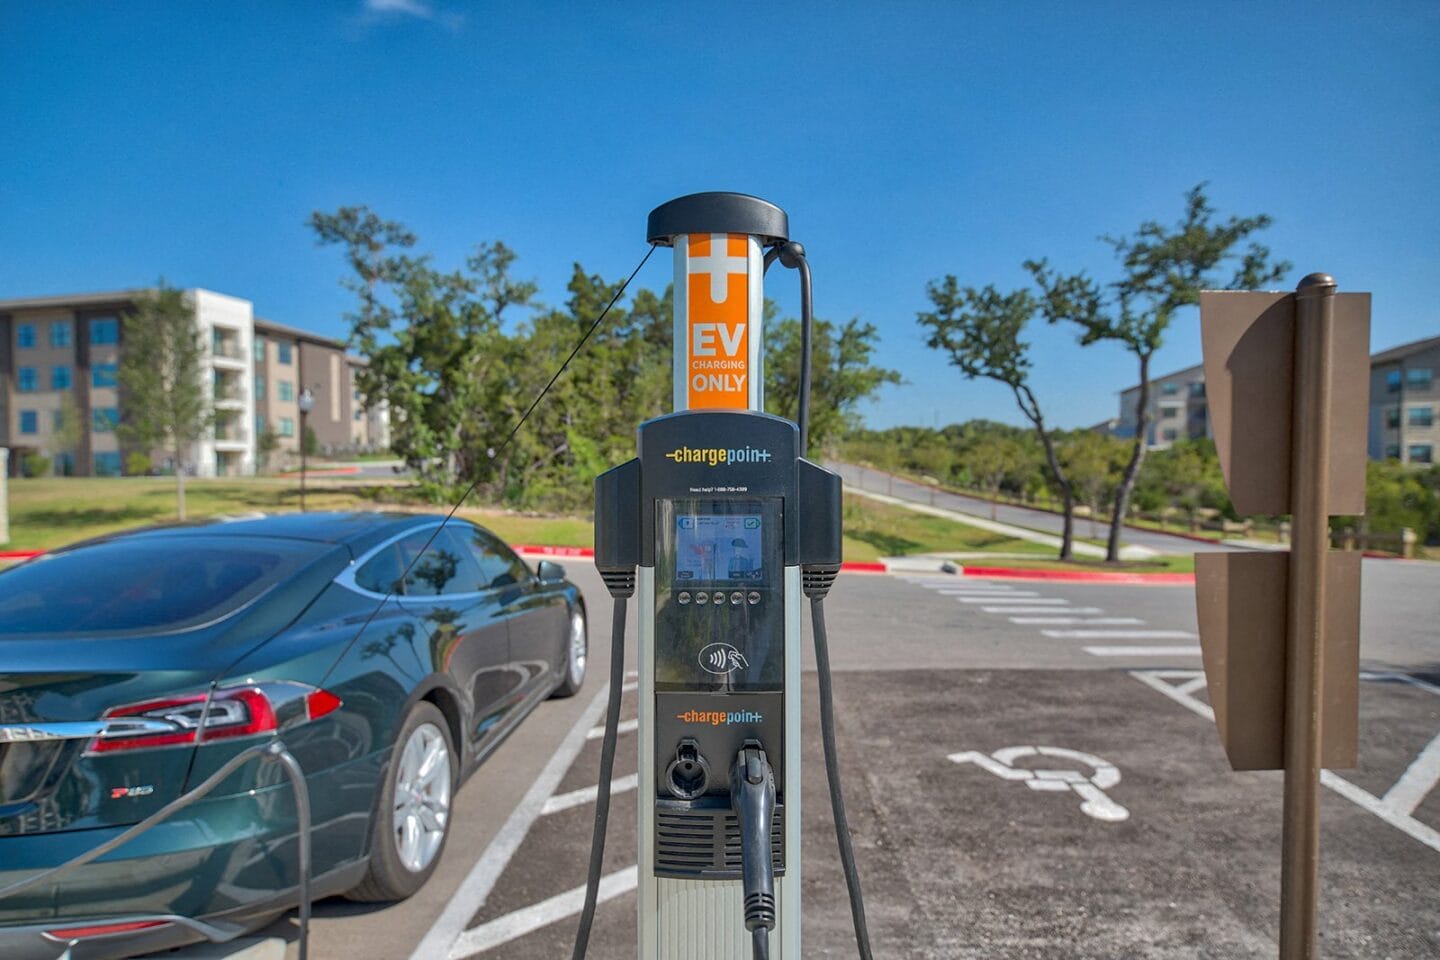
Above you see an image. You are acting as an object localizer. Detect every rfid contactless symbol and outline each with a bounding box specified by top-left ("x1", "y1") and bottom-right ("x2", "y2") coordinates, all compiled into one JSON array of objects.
[
  {"x1": 699, "y1": 642, "x2": 749, "y2": 675},
  {"x1": 948, "y1": 745, "x2": 1130, "y2": 822}
]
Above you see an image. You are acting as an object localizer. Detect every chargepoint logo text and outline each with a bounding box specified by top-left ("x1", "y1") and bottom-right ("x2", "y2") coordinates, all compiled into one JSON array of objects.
[
  {"x1": 675, "y1": 709, "x2": 766, "y2": 727},
  {"x1": 664, "y1": 446, "x2": 772, "y2": 467}
]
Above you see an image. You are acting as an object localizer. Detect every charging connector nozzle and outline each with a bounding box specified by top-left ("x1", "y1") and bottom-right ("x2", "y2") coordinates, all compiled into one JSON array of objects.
[{"x1": 731, "y1": 741, "x2": 777, "y2": 954}]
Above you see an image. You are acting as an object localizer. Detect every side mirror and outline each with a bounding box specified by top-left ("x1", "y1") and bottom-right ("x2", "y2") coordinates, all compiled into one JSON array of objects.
[{"x1": 536, "y1": 559, "x2": 567, "y2": 583}]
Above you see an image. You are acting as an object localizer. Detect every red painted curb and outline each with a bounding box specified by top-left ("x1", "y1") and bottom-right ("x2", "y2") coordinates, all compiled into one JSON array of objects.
[
  {"x1": 0, "y1": 549, "x2": 43, "y2": 560},
  {"x1": 961, "y1": 564, "x2": 1195, "y2": 585},
  {"x1": 513, "y1": 544, "x2": 595, "y2": 558}
]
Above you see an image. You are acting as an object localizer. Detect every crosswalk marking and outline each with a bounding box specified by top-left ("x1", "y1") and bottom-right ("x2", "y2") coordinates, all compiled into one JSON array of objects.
[
  {"x1": 986, "y1": 606, "x2": 1103, "y2": 614},
  {"x1": 1084, "y1": 645, "x2": 1202, "y2": 657},
  {"x1": 960, "y1": 596, "x2": 1067, "y2": 605},
  {"x1": 1009, "y1": 617, "x2": 1143, "y2": 625},
  {"x1": 1042, "y1": 629, "x2": 1197, "y2": 640}
]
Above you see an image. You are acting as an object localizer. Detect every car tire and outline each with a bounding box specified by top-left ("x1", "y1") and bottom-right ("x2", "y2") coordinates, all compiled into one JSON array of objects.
[
  {"x1": 550, "y1": 605, "x2": 587, "y2": 699},
  {"x1": 348, "y1": 701, "x2": 456, "y2": 902}
]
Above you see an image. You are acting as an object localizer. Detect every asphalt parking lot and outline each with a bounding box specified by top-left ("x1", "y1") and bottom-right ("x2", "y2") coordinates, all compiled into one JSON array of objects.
[{"x1": 260, "y1": 563, "x2": 1439, "y2": 959}]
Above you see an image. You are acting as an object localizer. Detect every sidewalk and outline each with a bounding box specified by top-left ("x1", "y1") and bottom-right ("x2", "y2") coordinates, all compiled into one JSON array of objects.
[{"x1": 847, "y1": 487, "x2": 1158, "y2": 561}]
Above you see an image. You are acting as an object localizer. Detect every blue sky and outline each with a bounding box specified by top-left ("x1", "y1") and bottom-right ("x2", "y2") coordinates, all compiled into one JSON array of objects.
[{"x1": 2, "y1": 1, "x2": 1436, "y2": 430}]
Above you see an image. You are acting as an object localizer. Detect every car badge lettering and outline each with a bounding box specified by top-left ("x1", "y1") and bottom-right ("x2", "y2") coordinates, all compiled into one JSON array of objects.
[{"x1": 109, "y1": 785, "x2": 155, "y2": 800}]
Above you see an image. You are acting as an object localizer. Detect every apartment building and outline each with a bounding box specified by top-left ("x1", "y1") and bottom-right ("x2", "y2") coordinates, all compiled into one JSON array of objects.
[
  {"x1": 1367, "y1": 335, "x2": 1439, "y2": 465},
  {"x1": 0, "y1": 288, "x2": 387, "y2": 477},
  {"x1": 1116, "y1": 362, "x2": 1210, "y2": 447},
  {"x1": 1114, "y1": 334, "x2": 1439, "y2": 465}
]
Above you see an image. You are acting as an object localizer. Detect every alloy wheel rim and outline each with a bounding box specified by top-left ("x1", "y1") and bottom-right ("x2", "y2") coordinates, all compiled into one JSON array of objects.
[
  {"x1": 392, "y1": 721, "x2": 451, "y2": 873},
  {"x1": 569, "y1": 611, "x2": 587, "y2": 686}
]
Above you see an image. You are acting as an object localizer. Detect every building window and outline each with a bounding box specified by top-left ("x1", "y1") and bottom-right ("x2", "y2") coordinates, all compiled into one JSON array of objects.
[
  {"x1": 51, "y1": 366, "x2": 71, "y2": 390},
  {"x1": 354, "y1": 409, "x2": 363, "y2": 421},
  {"x1": 19, "y1": 410, "x2": 38, "y2": 434},
  {"x1": 1386, "y1": 370, "x2": 1402, "y2": 393},
  {"x1": 278, "y1": 342, "x2": 293, "y2": 365},
  {"x1": 1384, "y1": 444, "x2": 1401, "y2": 460},
  {"x1": 1189, "y1": 382, "x2": 1206, "y2": 398},
  {"x1": 1161, "y1": 382, "x2": 1179, "y2": 396},
  {"x1": 1408, "y1": 368, "x2": 1433, "y2": 391},
  {"x1": 255, "y1": 374, "x2": 266, "y2": 400},
  {"x1": 16, "y1": 323, "x2": 36, "y2": 349},
  {"x1": 255, "y1": 415, "x2": 267, "y2": 438},
  {"x1": 1161, "y1": 428, "x2": 1179, "y2": 442},
  {"x1": 278, "y1": 380, "x2": 294, "y2": 402},
  {"x1": 90, "y1": 317, "x2": 119, "y2": 344},
  {"x1": 1160, "y1": 404, "x2": 1182, "y2": 419},
  {"x1": 1409, "y1": 444, "x2": 1434, "y2": 464},
  {"x1": 1386, "y1": 408, "x2": 1402, "y2": 429},
  {"x1": 94, "y1": 452, "x2": 122, "y2": 477},
  {"x1": 279, "y1": 417, "x2": 295, "y2": 437},
  {"x1": 92, "y1": 407, "x2": 120, "y2": 433},
  {"x1": 50, "y1": 321, "x2": 71, "y2": 348},
  {"x1": 1409, "y1": 406, "x2": 1434, "y2": 428},
  {"x1": 92, "y1": 363, "x2": 118, "y2": 388},
  {"x1": 254, "y1": 337, "x2": 266, "y2": 362},
  {"x1": 17, "y1": 367, "x2": 38, "y2": 392}
]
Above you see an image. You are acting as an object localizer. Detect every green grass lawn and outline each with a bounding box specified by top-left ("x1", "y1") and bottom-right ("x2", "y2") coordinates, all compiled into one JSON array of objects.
[{"x1": 2, "y1": 477, "x2": 1190, "y2": 573}]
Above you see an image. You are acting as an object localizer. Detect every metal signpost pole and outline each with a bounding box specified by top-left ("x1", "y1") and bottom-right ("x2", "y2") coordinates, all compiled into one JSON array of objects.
[{"x1": 1280, "y1": 274, "x2": 1337, "y2": 959}]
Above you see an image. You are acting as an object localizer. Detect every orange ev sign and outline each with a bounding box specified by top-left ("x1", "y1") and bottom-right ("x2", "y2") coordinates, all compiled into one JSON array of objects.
[{"x1": 685, "y1": 232, "x2": 751, "y2": 409}]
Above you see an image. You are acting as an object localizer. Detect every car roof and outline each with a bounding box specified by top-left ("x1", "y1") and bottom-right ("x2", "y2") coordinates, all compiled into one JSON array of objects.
[{"x1": 61, "y1": 512, "x2": 457, "y2": 558}]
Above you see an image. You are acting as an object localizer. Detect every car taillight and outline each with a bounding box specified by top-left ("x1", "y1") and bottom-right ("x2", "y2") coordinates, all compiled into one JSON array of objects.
[
  {"x1": 89, "y1": 682, "x2": 342, "y2": 754},
  {"x1": 42, "y1": 919, "x2": 171, "y2": 942}
]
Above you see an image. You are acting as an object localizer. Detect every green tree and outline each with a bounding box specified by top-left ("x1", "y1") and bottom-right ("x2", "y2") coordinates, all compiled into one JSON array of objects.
[
  {"x1": 1060, "y1": 429, "x2": 1130, "y2": 538},
  {"x1": 918, "y1": 280, "x2": 1078, "y2": 559},
  {"x1": 1133, "y1": 438, "x2": 1230, "y2": 529},
  {"x1": 965, "y1": 431, "x2": 1027, "y2": 521},
  {"x1": 310, "y1": 207, "x2": 536, "y2": 498},
  {"x1": 766, "y1": 316, "x2": 902, "y2": 457},
  {"x1": 117, "y1": 284, "x2": 212, "y2": 518},
  {"x1": 1027, "y1": 184, "x2": 1289, "y2": 561},
  {"x1": 50, "y1": 392, "x2": 85, "y2": 476},
  {"x1": 256, "y1": 423, "x2": 280, "y2": 474}
]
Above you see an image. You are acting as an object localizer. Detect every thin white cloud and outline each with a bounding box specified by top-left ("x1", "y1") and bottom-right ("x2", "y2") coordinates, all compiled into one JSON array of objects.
[
  {"x1": 365, "y1": 0, "x2": 435, "y2": 19},
  {"x1": 358, "y1": 0, "x2": 463, "y2": 30}
]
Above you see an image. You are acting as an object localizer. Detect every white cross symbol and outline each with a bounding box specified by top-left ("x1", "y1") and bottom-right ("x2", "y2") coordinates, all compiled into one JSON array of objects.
[{"x1": 688, "y1": 233, "x2": 747, "y2": 304}]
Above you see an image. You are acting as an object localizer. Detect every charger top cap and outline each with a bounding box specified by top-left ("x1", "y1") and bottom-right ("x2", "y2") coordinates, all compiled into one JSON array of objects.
[{"x1": 646, "y1": 192, "x2": 790, "y2": 247}]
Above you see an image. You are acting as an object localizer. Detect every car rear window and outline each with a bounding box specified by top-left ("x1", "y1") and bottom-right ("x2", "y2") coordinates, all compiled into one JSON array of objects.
[{"x1": 0, "y1": 537, "x2": 323, "y2": 636}]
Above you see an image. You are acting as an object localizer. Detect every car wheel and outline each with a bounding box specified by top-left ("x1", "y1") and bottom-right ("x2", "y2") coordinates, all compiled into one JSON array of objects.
[
  {"x1": 348, "y1": 701, "x2": 455, "y2": 902},
  {"x1": 550, "y1": 606, "x2": 587, "y2": 699}
]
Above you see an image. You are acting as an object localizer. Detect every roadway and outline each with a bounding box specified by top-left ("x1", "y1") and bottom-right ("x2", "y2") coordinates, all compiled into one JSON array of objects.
[
  {"x1": 829, "y1": 461, "x2": 1226, "y2": 557},
  {"x1": 256, "y1": 558, "x2": 1440, "y2": 959}
]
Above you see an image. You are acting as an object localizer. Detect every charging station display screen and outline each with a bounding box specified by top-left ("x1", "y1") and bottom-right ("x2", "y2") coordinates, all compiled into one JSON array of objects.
[
  {"x1": 655, "y1": 498, "x2": 783, "y2": 692},
  {"x1": 674, "y1": 514, "x2": 764, "y2": 586}
]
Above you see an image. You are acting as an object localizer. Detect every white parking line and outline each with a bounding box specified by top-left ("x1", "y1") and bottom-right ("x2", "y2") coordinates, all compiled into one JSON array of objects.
[
  {"x1": 541, "y1": 773, "x2": 640, "y2": 816},
  {"x1": 986, "y1": 606, "x2": 1103, "y2": 614},
  {"x1": 587, "y1": 718, "x2": 638, "y2": 740},
  {"x1": 448, "y1": 866, "x2": 638, "y2": 957},
  {"x1": 960, "y1": 596, "x2": 1067, "y2": 605},
  {"x1": 408, "y1": 683, "x2": 611, "y2": 960},
  {"x1": 1084, "y1": 646, "x2": 1202, "y2": 657},
  {"x1": 1382, "y1": 732, "x2": 1440, "y2": 816},
  {"x1": 1043, "y1": 629, "x2": 1197, "y2": 640},
  {"x1": 1130, "y1": 670, "x2": 1440, "y2": 855},
  {"x1": 1009, "y1": 617, "x2": 1144, "y2": 625}
]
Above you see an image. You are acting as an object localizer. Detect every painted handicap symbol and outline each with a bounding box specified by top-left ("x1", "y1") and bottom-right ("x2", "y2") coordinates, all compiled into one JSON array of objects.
[{"x1": 947, "y1": 745, "x2": 1130, "y2": 822}]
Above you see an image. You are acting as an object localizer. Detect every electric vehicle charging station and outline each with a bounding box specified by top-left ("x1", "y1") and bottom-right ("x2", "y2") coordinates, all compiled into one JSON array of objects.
[{"x1": 576, "y1": 193, "x2": 869, "y2": 960}]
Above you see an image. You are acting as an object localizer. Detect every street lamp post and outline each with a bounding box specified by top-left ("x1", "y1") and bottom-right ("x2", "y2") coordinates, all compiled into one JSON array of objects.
[{"x1": 298, "y1": 387, "x2": 315, "y2": 512}]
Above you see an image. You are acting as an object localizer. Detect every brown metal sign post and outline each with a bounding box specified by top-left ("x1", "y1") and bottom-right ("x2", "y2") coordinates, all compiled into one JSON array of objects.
[
  {"x1": 1196, "y1": 274, "x2": 1370, "y2": 960},
  {"x1": 1281, "y1": 274, "x2": 1336, "y2": 959}
]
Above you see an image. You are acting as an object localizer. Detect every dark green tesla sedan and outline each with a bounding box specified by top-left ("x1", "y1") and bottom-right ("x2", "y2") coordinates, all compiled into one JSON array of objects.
[{"x1": 0, "y1": 512, "x2": 588, "y2": 960}]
